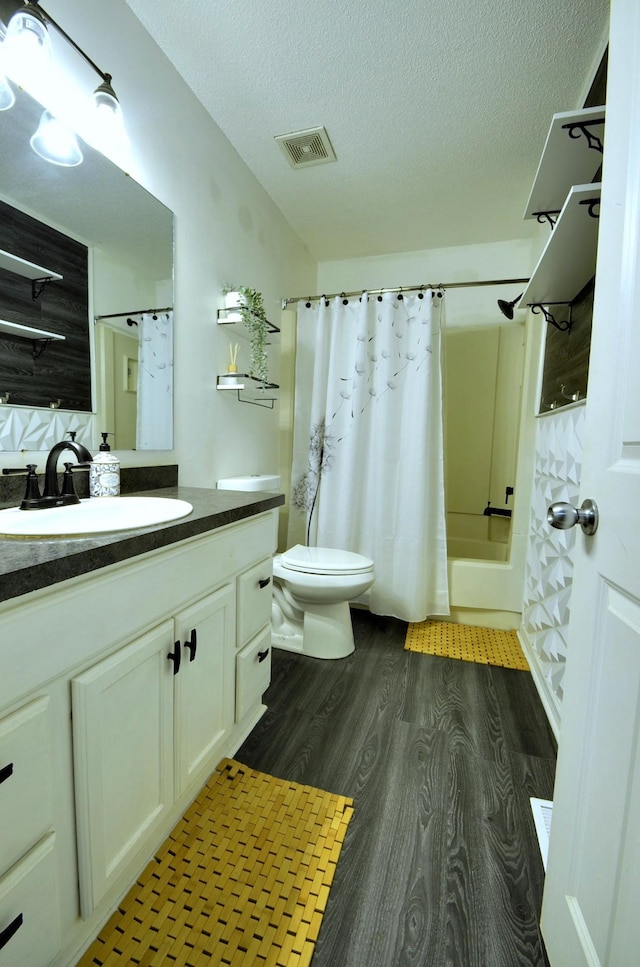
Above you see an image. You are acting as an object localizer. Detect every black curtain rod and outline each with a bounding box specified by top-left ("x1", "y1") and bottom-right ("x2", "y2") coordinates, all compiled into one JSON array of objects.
[
  {"x1": 281, "y1": 278, "x2": 529, "y2": 308},
  {"x1": 94, "y1": 306, "x2": 173, "y2": 322}
]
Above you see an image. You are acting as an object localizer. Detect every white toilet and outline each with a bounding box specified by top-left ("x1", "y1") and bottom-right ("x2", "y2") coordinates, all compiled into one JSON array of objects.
[{"x1": 217, "y1": 476, "x2": 375, "y2": 659}]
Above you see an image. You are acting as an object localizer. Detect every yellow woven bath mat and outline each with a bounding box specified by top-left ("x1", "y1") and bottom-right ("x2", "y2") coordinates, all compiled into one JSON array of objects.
[
  {"x1": 78, "y1": 758, "x2": 354, "y2": 967},
  {"x1": 404, "y1": 620, "x2": 529, "y2": 671}
]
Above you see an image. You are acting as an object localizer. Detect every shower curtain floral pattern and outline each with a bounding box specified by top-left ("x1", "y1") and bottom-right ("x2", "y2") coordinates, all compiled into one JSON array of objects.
[
  {"x1": 136, "y1": 311, "x2": 173, "y2": 450},
  {"x1": 290, "y1": 292, "x2": 449, "y2": 622}
]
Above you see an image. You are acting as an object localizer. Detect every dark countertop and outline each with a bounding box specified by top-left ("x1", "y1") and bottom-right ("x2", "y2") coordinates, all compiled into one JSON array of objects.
[{"x1": 0, "y1": 486, "x2": 284, "y2": 605}]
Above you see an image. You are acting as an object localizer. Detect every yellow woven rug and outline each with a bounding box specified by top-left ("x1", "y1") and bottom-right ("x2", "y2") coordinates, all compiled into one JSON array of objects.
[
  {"x1": 78, "y1": 758, "x2": 354, "y2": 967},
  {"x1": 404, "y1": 620, "x2": 529, "y2": 671}
]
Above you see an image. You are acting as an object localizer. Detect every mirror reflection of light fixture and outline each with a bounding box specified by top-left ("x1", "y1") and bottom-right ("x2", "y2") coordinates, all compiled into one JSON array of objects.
[
  {"x1": 1, "y1": 0, "x2": 126, "y2": 162},
  {"x1": 497, "y1": 293, "x2": 523, "y2": 320},
  {"x1": 30, "y1": 108, "x2": 83, "y2": 166},
  {"x1": 0, "y1": 73, "x2": 14, "y2": 110}
]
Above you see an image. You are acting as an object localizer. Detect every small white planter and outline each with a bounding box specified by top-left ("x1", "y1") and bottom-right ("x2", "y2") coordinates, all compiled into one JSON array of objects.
[{"x1": 224, "y1": 291, "x2": 246, "y2": 321}]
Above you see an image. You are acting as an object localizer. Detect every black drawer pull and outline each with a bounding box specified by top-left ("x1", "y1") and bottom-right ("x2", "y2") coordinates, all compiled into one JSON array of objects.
[
  {"x1": 0, "y1": 913, "x2": 23, "y2": 951},
  {"x1": 168, "y1": 641, "x2": 181, "y2": 675},
  {"x1": 184, "y1": 628, "x2": 197, "y2": 662},
  {"x1": 0, "y1": 763, "x2": 13, "y2": 785},
  {"x1": 258, "y1": 577, "x2": 271, "y2": 589},
  {"x1": 258, "y1": 649, "x2": 270, "y2": 663}
]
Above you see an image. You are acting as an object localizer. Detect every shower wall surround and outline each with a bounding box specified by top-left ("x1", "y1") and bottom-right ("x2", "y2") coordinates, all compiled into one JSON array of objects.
[{"x1": 519, "y1": 403, "x2": 585, "y2": 736}]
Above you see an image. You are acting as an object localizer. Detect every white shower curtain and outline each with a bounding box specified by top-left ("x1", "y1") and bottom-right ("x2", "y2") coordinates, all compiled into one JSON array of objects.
[
  {"x1": 136, "y1": 311, "x2": 173, "y2": 450},
  {"x1": 289, "y1": 292, "x2": 449, "y2": 622}
]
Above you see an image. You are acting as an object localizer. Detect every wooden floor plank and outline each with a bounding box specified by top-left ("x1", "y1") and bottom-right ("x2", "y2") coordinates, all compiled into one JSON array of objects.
[{"x1": 238, "y1": 609, "x2": 556, "y2": 966}]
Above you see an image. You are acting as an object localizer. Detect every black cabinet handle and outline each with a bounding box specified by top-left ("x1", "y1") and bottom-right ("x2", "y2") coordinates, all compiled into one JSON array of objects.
[
  {"x1": 258, "y1": 577, "x2": 271, "y2": 589},
  {"x1": 0, "y1": 913, "x2": 23, "y2": 951},
  {"x1": 0, "y1": 763, "x2": 13, "y2": 785},
  {"x1": 168, "y1": 641, "x2": 181, "y2": 675},
  {"x1": 184, "y1": 628, "x2": 197, "y2": 662},
  {"x1": 258, "y1": 649, "x2": 270, "y2": 663}
]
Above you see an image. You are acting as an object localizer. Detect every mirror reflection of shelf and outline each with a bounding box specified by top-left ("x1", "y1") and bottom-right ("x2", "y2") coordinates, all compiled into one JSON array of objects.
[
  {"x1": 0, "y1": 318, "x2": 66, "y2": 359},
  {"x1": 216, "y1": 308, "x2": 280, "y2": 334},
  {"x1": 217, "y1": 373, "x2": 279, "y2": 409},
  {"x1": 0, "y1": 247, "x2": 64, "y2": 300}
]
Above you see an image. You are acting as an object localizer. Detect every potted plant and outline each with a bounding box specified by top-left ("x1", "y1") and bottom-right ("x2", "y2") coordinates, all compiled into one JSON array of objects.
[{"x1": 222, "y1": 284, "x2": 269, "y2": 383}]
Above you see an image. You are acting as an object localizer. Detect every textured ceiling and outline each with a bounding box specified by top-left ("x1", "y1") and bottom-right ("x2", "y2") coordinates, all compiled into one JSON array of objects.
[{"x1": 125, "y1": 0, "x2": 609, "y2": 261}]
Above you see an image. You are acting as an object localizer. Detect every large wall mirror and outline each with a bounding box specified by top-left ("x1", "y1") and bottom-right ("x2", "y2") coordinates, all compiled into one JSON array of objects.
[{"x1": 0, "y1": 84, "x2": 174, "y2": 451}]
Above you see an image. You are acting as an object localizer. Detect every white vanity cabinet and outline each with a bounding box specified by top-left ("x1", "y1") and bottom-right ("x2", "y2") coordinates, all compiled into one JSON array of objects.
[{"x1": 0, "y1": 505, "x2": 278, "y2": 967}]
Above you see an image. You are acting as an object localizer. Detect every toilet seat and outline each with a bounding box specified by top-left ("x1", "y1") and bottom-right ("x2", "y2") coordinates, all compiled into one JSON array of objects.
[{"x1": 280, "y1": 544, "x2": 374, "y2": 576}]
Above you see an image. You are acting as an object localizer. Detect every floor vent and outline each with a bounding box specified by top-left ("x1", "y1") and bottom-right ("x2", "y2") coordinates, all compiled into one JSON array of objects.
[
  {"x1": 531, "y1": 797, "x2": 553, "y2": 871},
  {"x1": 275, "y1": 126, "x2": 336, "y2": 168}
]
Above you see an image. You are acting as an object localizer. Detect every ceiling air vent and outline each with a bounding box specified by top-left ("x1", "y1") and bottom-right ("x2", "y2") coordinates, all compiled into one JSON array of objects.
[{"x1": 275, "y1": 126, "x2": 336, "y2": 168}]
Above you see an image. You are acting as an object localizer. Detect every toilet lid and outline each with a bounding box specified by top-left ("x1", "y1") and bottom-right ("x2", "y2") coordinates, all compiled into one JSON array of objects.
[{"x1": 280, "y1": 545, "x2": 374, "y2": 575}]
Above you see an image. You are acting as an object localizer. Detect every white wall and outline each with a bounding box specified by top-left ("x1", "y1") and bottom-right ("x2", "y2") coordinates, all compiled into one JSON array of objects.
[
  {"x1": 0, "y1": 0, "x2": 316, "y2": 485},
  {"x1": 317, "y1": 238, "x2": 538, "y2": 329}
]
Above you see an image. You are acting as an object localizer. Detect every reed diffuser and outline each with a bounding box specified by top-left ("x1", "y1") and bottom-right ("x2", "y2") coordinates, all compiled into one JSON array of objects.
[{"x1": 228, "y1": 342, "x2": 239, "y2": 373}]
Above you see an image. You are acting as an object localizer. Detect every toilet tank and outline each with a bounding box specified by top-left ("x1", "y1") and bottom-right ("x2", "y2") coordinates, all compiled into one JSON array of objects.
[{"x1": 217, "y1": 475, "x2": 281, "y2": 491}]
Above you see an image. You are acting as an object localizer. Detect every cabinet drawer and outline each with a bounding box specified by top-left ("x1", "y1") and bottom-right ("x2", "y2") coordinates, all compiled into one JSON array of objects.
[
  {"x1": 0, "y1": 698, "x2": 53, "y2": 876},
  {"x1": 0, "y1": 832, "x2": 60, "y2": 967},
  {"x1": 237, "y1": 558, "x2": 273, "y2": 648},
  {"x1": 236, "y1": 628, "x2": 272, "y2": 723}
]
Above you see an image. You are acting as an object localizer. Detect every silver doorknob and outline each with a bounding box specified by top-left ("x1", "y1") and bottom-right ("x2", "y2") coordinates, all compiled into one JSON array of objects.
[{"x1": 547, "y1": 499, "x2": 598, "y2": 536}]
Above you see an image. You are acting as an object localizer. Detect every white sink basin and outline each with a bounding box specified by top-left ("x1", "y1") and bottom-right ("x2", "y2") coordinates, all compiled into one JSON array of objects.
[{"x1": 0, "y1": 496, "x2": 193, "y2": 538}]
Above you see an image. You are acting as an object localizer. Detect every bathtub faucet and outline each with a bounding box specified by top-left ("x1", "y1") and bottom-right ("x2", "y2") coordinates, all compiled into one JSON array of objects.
[{"x1": 483, "y1": 501, "x2": 512, "y2": 519}]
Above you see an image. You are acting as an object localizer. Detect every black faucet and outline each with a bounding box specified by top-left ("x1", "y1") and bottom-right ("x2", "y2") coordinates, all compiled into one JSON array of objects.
[
  {"x1": 3, "y1": 439, "x2": 93, "y2": 509},
  {"x1": 40, "y1": 439, "x2": 93, "y2": 507}
]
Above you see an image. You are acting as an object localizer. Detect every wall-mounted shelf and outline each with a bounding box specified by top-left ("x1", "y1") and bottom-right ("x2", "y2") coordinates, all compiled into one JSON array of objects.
[
  {"x1": 0, "y1": 248, "x2": 63, "y2": 300},
  {"x1": 216, "y1": 308, "x2": 280, "y2": 333},
  {"x1": 523, "y1": 106, "x2": 605, "y2": 222},
  {"x1": 0, "y1": 318, "x2": 66, "y2": 358},
  {"x1": 217, "y1": 373, "x2": 279, "y2": 409},
  {"x1": 521, "y1": 184, "x2": 601, "y2": 307}
]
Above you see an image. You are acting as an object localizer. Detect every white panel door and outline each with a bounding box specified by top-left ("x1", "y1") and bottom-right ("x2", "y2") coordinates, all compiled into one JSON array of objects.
[
  {"x1": 174, "y1": 584, "x2": 235, "y2": 797},
  {"x1": 541, "y1": 0, "x2": 640, "y2": 962},
  {"x1": 72, "y1": 620, "x2": 175, "y2": 918}
]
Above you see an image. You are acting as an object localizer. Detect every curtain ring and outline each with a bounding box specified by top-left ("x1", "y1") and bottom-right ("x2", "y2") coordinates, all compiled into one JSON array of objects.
[
  {"x1": 305, "y1": 297, "x2": 311, "y2": 307},
  {"x1": 418, "y1": 285, "x2": 425, "y2": 300},
  {"x1": 397, "y1": 287, "x2": 404, "y2": 301},
  {"x1": 340, "y1": 291, "x2": 349, "y2": 305}
]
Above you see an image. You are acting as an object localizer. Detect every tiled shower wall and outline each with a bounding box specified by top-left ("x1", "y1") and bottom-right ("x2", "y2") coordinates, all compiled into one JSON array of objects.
[{"x1": 520, "y1": 404, "x2": 585, "y2": 735}]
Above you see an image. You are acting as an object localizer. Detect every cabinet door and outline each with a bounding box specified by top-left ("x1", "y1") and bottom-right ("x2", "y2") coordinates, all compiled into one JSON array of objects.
[
  {"x1": 0, "y1": 833, "x2": 59, "y2": 967},
  {"x1": 72, "y1": 620, "x2": 175, "y2": 918},
  {"x1": 0, "y1": 697, "x2": 53, "y2": 877},
  {"x1": 236, "y1": 627, "x2": 272, "y2": 723},
  {"x1": 237, "y1": 558, "x2": 273, "y2": 648},
  {"x1": 174, "y1": 584, "x2": 235, "y2": 797}
]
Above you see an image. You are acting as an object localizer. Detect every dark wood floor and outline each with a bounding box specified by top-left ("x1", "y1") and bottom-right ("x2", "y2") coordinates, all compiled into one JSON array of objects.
[{"x1": 237, "y1": 609, "x2": 557, "y2": 967}]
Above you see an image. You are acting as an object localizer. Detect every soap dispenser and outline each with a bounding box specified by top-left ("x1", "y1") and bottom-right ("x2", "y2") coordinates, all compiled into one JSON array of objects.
[{"x1": 90, "y1": 433, "x2": 120, "y2": 497}]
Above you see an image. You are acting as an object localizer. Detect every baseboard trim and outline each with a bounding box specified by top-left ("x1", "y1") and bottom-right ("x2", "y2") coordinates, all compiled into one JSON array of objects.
[{"x1": 518, "y1": 627, "x2": 561, "y2": 741}]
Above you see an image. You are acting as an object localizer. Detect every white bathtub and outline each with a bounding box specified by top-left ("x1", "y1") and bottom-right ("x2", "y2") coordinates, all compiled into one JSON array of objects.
[{"x1": 447, "y1": 536, "x2": 509, "y2": 562}]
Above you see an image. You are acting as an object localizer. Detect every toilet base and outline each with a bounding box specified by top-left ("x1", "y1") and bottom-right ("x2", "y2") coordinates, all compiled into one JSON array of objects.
[{"x1": 272, "y1": 599, "x2": 355, "y2": 660}]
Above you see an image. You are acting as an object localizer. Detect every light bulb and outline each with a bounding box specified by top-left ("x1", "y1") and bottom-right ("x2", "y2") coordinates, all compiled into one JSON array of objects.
[
  {"x1": 2, "y1": 4, "x2": 52, "y2": 95},
  {"x1": 90, "y1": 76, "x2": 128, "y2": 150},
  {"x1": 30, "y1": 109, "x2": 83, "y2": 167}
]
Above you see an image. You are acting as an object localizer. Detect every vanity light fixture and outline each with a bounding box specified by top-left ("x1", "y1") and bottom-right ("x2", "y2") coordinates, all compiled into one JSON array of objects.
[
  {"x1": 0, "y1": 72, "x2": 13, "y2": 109},
  {"x1": 0, "y1": 18, "x2": 15, "y2": 110},
  {"x1": 1, "y1": 0, "x2": 126, "y2": 162}
]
